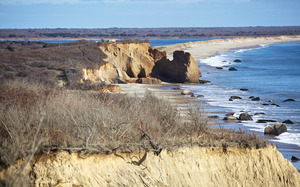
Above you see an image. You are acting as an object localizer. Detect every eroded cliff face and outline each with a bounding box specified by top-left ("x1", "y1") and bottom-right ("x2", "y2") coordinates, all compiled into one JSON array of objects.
[
  {"x1": 81, "y1": 42, "x2": 201, "y2": 84},
  {"x1": 2, "y1": 146, "x2": 299, "y2": 186},
  {"x1": 151, "y1": 50, "x2": 202, "y2": 83}
]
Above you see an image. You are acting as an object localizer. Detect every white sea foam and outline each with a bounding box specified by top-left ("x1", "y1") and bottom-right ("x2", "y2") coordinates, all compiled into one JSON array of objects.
[
  {"x1": 234, "y1": 44, "x2": 269, "y2": 54},
  {"x1": 273, "y1": 132, "x2": 300, "y2": 147},
  {"x1": 198, "y1": 53, "x2": 235, "y2": 67}
]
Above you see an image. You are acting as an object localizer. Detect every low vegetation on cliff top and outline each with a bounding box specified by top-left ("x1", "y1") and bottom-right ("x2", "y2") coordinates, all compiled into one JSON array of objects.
[{"x1": 0, "y1": 79, "x2": 269, "y2": 173}]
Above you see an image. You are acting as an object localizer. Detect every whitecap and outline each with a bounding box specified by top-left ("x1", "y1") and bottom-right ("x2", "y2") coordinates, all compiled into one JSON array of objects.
[{"x1": 272, "y1": 132, "x2": 300, "y2": 147}]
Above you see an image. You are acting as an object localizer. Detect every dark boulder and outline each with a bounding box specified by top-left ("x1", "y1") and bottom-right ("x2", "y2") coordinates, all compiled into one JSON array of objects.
[
  {"x1": 240, "y1": 88, "x2": 249, "y2": 91},
  {"x1": 291, "y1": 156, "x2": 300, "y2": 162},
  {"x1": 282, "y1": 120, "x2": 294, "y2": 124},
  {"x1": 198, "y1": 80, "x2": 211, "y2": 84},
  {"x1": 251, "y1": 97, "x2": 260, "y2": 101},
  {"x1": 264, "y1": 123, "x2": 287, "y2": 135},
  {"x1": 256, "y1": 119, "x2": 277, "y2": 123},
  {"x1": 239, "y1": 113, "x2": 253, "y2": 121},
  {"x1": 208, "y1": 115, "x2": 219, "y2": 119},
  {"x1": 234, "y1": 59, "x2": 242, "y2": 62},
  {"x1": 254, "y1": 112, "x2": 266, "y2": 116},
  {"x1": 229, "y1": 67, "x2": 238, "y2": 71},
  {"x1": 284, "y1": 98, "x2": 295, "y2": 102},
  {"x1": 271, "y1": 103, "x2": 280, "y2": 107},
  {"x1": 230, "y1": 96, "x2": 242, "y2": 100},
  {"x1": 172, "y1": 86, "x2": 181, "y2": 90},
  {"x1": 216, "y1": 67, "x2": 223, "y2": 70}
]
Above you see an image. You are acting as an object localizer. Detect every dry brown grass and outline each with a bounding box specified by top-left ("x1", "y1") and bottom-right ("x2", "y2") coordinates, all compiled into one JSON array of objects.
[{"x1": 0, "y1": 80, "x2": 270, "y2": 186}]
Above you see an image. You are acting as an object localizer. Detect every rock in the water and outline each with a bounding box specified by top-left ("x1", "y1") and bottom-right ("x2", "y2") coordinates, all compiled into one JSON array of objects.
[
  {"x1": 240, "y1": 88, "x2": 249, "y2": 91},
  {"x1": 172, "y1": 86, "x2": 181, "y2": 90},
  {"x1": 199, "y1": 80, "x2": 211, "y2": 84},
  {"x1": 223, "y1": 116, "x2": 238, "y2": 121},
  {"x1": 283, "y1": 99, "x2": 295, "y2": 102},
  {"x1": 282, "y1": 120, "x2": 294, "y2": 124},
  {"x1": 291, "y1": 156, "x2": 300, "y2": 162},
  {"x1": 181, "y1": 89, "x2": 193, "y2": 95},
  {"x1": 251, "y1": 97, "x2": 260, "y2": 101},
  {"x1": 262, "y1": 103, "x2": 270, "y2": 106},
  {"x1": 239, "y1": 113, "x2": 253, "y2": 121},
  {"x1": 264, "y1": 123, "x2": 287, "y2": 135},
  {"x1": 234, "y1": 59, "x2": 242, "y2": 62},
  {"x1": 226, "y1": 112, "x2": 235, "y2": 117},
  {"x1": 136, "y1": 77, "x2": 162, "y2": 84},
  {"x1": 208, "y1": 115, "x2": 219, "y2": 119},
  {"x1": 256, "y1": 119, "x2": 277, "y2": 123},
  {"x1": 229, "y1": 67, "x2": 238, "y2": 71},
  {"x1": 254, "y1": 112, "x2": 266, "y2": 116},
  {"x1": 216, "y1": 67, "x2": 223, "y2": 70},
  {"x1": 249, "y1": 96, "x2": 255, "y2": 99},
  {"x1": 230, "y1": 96, "x2": 242, "y2": 100},
  {"x1": 197, "y1": 95, "x2": 204, "y2": 98}
]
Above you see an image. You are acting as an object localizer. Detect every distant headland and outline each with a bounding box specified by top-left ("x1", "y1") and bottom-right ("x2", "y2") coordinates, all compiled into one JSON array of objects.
[{"x1": 1, "y1": 26, "x2": 300, "y2": 40}]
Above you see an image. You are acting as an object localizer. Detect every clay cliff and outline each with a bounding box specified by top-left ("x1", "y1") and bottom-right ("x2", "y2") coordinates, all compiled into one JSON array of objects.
[
  {"x1": 0, "y1": 41, "x2": 201, "y2": 86},
  {"x1": 92, "y1": 41, "x2": 201, "y2": 83},
  {"x1": 151, "y1": 50, "x2": 202, "y2": 83},
  {"x1": 1, "y1": 145, "x2": 299, "y2": 186}
]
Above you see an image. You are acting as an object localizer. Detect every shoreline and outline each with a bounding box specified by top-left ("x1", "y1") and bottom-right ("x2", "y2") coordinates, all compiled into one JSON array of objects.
[
  {"x1": 157, "y1": 35, "x2": 300, "y2": 59},
  {"x1": 119, "y1": 36, "x2": 300, "y2": 171}
]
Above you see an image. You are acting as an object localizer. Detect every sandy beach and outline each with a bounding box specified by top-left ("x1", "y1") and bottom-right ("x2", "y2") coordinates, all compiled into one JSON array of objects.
[{"x1": 158, "y1": 35, "x2": 300, "y2": 60}]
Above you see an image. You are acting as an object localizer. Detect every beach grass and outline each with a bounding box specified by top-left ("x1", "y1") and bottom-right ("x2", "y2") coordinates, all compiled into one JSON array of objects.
[{"x1": 0, "y1": 80, "x2": 270, "y2": 175}]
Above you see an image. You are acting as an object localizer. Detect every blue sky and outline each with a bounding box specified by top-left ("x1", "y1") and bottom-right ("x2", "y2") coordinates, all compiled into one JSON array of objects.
[{"x1": 0, "y1": 0, "x2": 299, "y2": 28}]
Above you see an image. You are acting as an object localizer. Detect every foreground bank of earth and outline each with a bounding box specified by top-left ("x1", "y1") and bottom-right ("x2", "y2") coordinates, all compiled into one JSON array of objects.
[{"x1": 1, "y1": 145, "x2": 299, "y2": 186}]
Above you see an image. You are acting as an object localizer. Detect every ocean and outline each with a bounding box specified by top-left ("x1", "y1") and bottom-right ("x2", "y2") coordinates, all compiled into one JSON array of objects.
[{"x1": 174, "y1": 42, "x2": 300, "y2": 171}]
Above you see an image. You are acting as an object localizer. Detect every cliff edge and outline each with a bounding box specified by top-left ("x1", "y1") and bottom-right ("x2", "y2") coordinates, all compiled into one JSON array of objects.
[{"x1": 1, "y1": 145, "x2": 299, "y2": 186}]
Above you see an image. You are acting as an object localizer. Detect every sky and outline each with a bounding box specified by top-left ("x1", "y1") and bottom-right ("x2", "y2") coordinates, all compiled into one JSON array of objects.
[{"x1": 0, "y1": 0, "x2": 299, "y2": 28}]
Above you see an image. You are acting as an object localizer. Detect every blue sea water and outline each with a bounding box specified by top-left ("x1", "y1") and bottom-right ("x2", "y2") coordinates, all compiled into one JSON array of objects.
[{"x1": 178, "y1": 42, "x2": 300, "y2": 171}]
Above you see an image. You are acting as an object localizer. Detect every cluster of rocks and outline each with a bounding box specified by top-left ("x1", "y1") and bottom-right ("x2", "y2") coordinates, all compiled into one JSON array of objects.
[
  {"x1": 180, "y1": 89, "x2": 204, "y2": 98},
  {"x1": 222, "y1": 111, "x2": 294, "y2": 136},
  {"x1": 228, "y1": 93, "x2": 296, "y2": 109},
  {"x1": 223, "y1": 112, "x2": 253, "y2": 121}
]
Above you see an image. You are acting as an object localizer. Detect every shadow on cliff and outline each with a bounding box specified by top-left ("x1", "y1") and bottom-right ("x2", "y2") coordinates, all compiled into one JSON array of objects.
[{"x1": 150, "y1": 49, "x2": 202, "y2": 83}]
